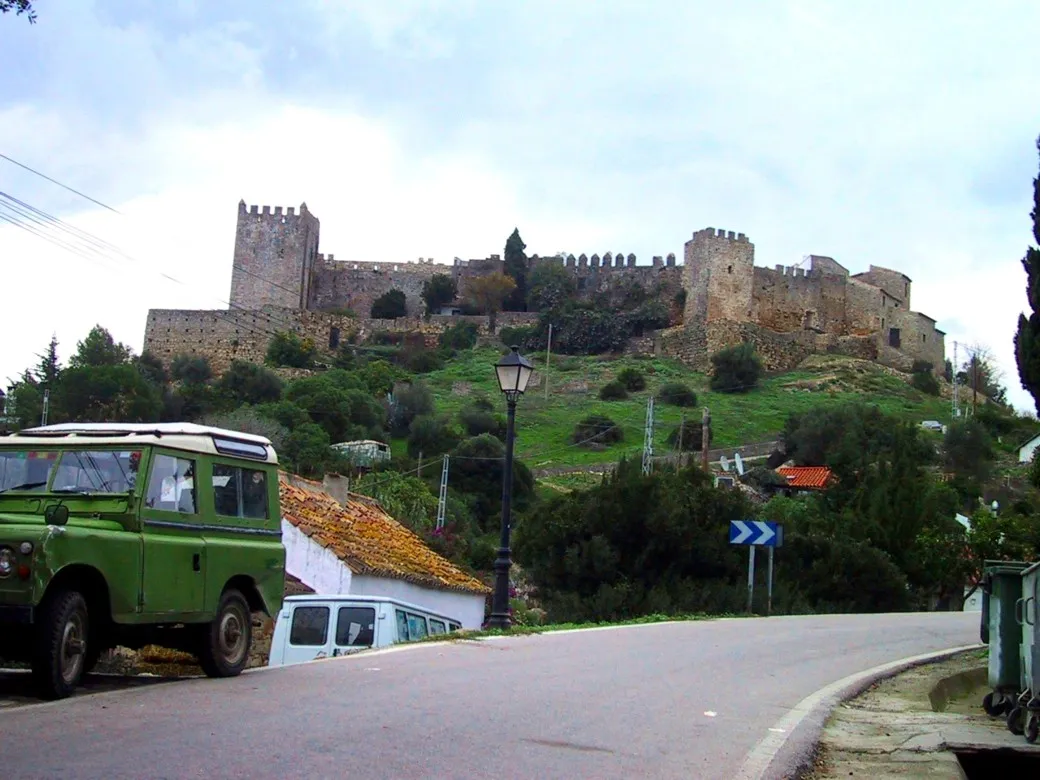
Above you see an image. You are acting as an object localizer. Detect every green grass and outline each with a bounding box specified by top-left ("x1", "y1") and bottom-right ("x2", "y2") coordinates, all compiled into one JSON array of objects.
[{"x1": 408, "y1": 348, "x2": 955, "y2": 472}]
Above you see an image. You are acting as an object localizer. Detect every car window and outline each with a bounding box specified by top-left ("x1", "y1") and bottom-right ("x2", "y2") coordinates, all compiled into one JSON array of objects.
[
  {"x1": 145, "y1": 454, "x2": 196, "y2": 513},
  {"x1": 213, "y1": 464, "x2": 268, "y2": 519},
  {"x1": 396, "y1": 609, "x2": 410, "y2": 641},
  {"x1": 289, "y1": 606, "x2": 329, "y2": 646},
  {"x1": 429, "y1": 619, "x2": 446, "y2": 635},
  {"x1": 406, "y1": 613, "x2": 428, "y2": 640},
  {"x1": 335, "y1": 607, "x2": 376, "y2": 647},
  {"x1": 53, "y1": 450, "x2": 142, "y2": 494},
  {"x1": 0, "y1": 450, "x2": 58, "y2": 492}
]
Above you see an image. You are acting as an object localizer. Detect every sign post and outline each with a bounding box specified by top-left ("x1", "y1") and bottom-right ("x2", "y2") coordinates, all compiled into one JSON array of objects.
[{"x1": 729, "y1": 520, "x2": 783, "y2": 615}]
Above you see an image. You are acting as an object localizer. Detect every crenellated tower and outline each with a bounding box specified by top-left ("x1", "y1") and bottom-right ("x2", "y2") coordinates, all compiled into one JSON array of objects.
[
  {"x1": 229, "y1": 200, "x2": 320, "y2": 310},
  {"x1": 682, "y1": 227, "x2": 754, "y2": 323}
]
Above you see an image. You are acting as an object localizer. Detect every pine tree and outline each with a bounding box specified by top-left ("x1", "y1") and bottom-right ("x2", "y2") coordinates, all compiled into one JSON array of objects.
[
  {"x1": 35, "y1": 334, "x2": 60, "y2": 388},
  {"x1": 1014, "y1": 135, "x2": 1040, "y2": 414},
  {"x1": 503, "y1": 228, "x2": 528, "y2": 312}
]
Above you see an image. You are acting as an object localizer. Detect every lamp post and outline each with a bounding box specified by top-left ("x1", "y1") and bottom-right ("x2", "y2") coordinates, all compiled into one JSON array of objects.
[{"x1": 488, "y1": 345, "x2": 534, "y2": 630}]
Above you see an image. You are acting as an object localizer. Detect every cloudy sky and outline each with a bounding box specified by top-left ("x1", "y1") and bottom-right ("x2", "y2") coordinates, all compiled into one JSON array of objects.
[{"x1": 1, "y1": 0, "x2": 1039, "y2": 411}]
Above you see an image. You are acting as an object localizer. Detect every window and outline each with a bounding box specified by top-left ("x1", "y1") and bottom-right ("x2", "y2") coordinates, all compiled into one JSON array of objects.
[
  {"x1": 396, "y1": 609, "x2": 410, "y2": 640},
  {"x1": 407, "y1": 613, "x2": 428, "y2": 640},
  {"x1": 329, "y1": 326, "x2": 340, "y2": 350},
  {"x1": 212, "y1": 437, "x2": 268, "y2": 461},
  {"x1": 429, "y1": 619, "x2": 447, "y2": 635},
  {"x1": 888, "y1": 328, "x2": 901, "y2": 348},
  {"x1": 53, "y1": 450, "x2": 142, "y2": 495},
  {"x1": 212, "y1": 465, "x2": 269, "y2": 519},
  {"x1": 727, "y1": 265, "x2": 733, "y2": 274},
  {"x1": 0, "y1": 450, "x2": 58, "y2": 493},
  {"x1": 146, "y1": 454, "x2": 196, "y2": 513},
  {"x1": 448, "y1": 622, "x2": 461, "y2": 632},
  {"x1": 290, "y1": 606, "x2": 329, "y2": 646},
  {"x1": 335, "y1": 607, "x2": 375, "y2": 647}
]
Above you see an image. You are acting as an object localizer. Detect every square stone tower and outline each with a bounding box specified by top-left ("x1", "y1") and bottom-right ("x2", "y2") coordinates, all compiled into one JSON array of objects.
[
  {"x1": 229, "y1": 201, "x2": 320, "y2": 310},
  {"x1": 682, "y1": 228, "x2": 755, "y2": 323}
]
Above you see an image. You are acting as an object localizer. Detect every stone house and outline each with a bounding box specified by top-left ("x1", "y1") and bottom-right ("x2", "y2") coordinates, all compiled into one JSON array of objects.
[{"x1": 278, "y1": 473, "x2": 491, "y2": 629}]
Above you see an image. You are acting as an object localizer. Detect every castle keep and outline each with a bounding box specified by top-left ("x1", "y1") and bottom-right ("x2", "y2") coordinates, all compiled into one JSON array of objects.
[{"x1": 143, "y1": 201, "x2": 945, "y2": 376}]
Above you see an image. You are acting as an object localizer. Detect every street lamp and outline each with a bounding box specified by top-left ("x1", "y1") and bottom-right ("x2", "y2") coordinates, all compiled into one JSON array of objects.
[{"x1": 488, "y1": 345, "x2": 534, "y2": 629}]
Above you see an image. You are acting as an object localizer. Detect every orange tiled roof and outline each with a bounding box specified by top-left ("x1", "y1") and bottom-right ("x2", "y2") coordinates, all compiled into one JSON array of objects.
[
  {"x1": 278, "y1": 473, "x2": 490, "y2": 595},
  {"x1": 776, "y1": 466, "x2": 834, "y2": 489}
]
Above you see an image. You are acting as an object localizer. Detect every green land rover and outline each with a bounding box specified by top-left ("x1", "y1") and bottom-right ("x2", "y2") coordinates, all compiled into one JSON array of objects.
[{"x1": 0, "y1": 422, "x2": 286, "y2": 699}]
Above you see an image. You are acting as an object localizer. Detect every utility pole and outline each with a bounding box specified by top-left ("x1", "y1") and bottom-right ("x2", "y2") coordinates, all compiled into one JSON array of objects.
[
  {"x1": 952, "y1": 341, "x2": 959, "y2": 417},
  {"x1": 544, "y1": 323, "x2": 552, "y2": 401},
  {"x1": 417, "y1": 450, "x2": 423, "y2": 478},
  {"x1": 40, "y1": 390, "x2": 50, "y2": 426},
  {"x1": 971, "y1": 351, "x2": 979, "y2": 417},
  {"x1": 642, "y1": 396, "x2": 655, "y2": 476},
  {"x1": 701, "y1": 407, "x2": 711, "y2": 471},
  {"x1": 677, "y1": 413, "x2": 686, "y2": 466},
  {"x1": 436, "y1": 455, "x2": 449, "y2": 530}
]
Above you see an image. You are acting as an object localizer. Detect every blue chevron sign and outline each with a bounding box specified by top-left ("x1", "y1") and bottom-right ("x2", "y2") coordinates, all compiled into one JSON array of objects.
[{"x1": 729, "y1": 520, "x2": 782, "y2": 547}]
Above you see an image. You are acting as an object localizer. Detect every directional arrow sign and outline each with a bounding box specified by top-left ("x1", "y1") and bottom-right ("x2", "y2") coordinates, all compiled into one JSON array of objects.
[{"x1": 729, "y1": 520, "x2": 782, "y2": 547}]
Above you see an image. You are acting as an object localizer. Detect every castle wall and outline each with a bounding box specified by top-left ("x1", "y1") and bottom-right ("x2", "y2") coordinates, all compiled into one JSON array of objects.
[
  {"x1": 852, "y1": 265, "x2": 911, "y2": 307},
  {"x1": 309, "y1": 256, "x2": 444, "y2": 317},
  {"x1": 885, "y1": 309, "x2": 945, "y2": 372},
  {"x1": 845, "y1": 277, "x2": 883, "y2": 336},
  {"x1": 683, "y1": 228, "x2": 754, "y2": 323},
  {"x1": 807, "y1": 255, "x2": 849, "y2": 277},
  {"x1": 230, "y1": 202, "x2": 319, "y2": 310},
  {"x1": 751, "y1": 266, "x2": 848, "y2": 334}
]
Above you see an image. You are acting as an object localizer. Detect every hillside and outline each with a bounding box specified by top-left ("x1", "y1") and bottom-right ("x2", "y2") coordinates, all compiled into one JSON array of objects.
[{"x1": 404, "y1": 348, "x2": 957, "y2": 473}]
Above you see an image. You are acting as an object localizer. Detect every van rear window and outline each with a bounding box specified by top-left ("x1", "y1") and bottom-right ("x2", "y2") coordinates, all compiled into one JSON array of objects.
[
  {"x1": 290, "y1": 606, "x2": 329, "y2": 646},
  {"x1": 335, "y1": 607, "x2": 375, "y2": 647},
  {"x1": 212, "y1": 437, "x2": 269, "y2": 460}
]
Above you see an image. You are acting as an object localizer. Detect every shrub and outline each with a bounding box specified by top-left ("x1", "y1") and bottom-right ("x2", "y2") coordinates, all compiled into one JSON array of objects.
[
  {"x1": 617, "y1": 367, "x2": 646, "y2": 391},
  {"x1": 404, "y1": 349, "x2": 444, "y2": 374},
  {"x1": 599, "y1": 380, "x2": 629, "y2": 401},
  {"x1": 666, "y1": 419, "x2": 712, "y2": 452},
  {"x1": 370, "y1": 290, "x2": 407, "y2": 319},
  {"x1": 459, "y1": 405, "x2": 506, "y2": 440},
  {"x1": 573, "y1": 414, "x2": 624, "y2": 447},
  {"x1": 266, "y1": 332, "x2": 316, "y2": 369},
  {"x1": 911, "y1": 369, "x2": 940, "y2": 396},
  {"x1": 439, "y1": 321, "x2": 479, "y2": 351},
  {"x1": 388, "y1": 381, "x2": 435, "y2": 437},
  {"x1": 710, "y1": 343, "x2": 762, "y2": 393},
  {"x1": 658, "y1": 382, "x2": 697, "y2": 407},
  {"x1": 407, "y1": 414, "x2": 460, "y2": 458},
  {"x1": 170, "y1": 354, "x2": 213, "y2": 384},
  {"x1": 500, "y1": 325, "x2": 537, "y2": 349}
]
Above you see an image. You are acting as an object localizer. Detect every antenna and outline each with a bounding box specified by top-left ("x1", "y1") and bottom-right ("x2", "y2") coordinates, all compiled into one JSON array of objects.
[
  {"x1": 734, "y1": 452, "x2": 745, "y2": 476},
  {"x1": 720, "y1": 455, "x2": 730, "y2": 472}
]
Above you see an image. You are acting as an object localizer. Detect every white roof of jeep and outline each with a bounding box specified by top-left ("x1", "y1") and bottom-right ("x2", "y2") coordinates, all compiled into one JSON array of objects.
[{"x1": 3, "y1": 422, "x2": 278, "y2": 464}]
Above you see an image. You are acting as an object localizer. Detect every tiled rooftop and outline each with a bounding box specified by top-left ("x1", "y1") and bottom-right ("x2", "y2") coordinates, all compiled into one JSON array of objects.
[
  {"x1": 279, "y1": 473, "x2": 490, "y2": 595},
  {"x1": 776, "y1": 466, "x2": 834, "y2": 489}
]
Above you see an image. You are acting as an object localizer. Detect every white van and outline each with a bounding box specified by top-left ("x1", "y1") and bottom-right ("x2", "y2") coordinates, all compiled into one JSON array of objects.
[{"x1": 267, "y1": 594, "x2": 465, "y2": 668}]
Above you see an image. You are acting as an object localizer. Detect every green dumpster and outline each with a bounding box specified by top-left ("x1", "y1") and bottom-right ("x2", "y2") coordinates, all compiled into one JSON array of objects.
[
  {"x1": 980, "y1": 560, "x2": 1030, "y2": 717},
  {"x1": 1015, "y1": 561, "x2": 1040, "y2": 743}
]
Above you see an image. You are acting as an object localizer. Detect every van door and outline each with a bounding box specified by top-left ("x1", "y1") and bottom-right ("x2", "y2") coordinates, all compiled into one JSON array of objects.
[
  {"x1": 280, "y1": 602, "x2": 333, "y2": 666},
  {"x1": 140, "y1": 451, "x2": 206, "y2": 615},
  {"x1": 331, "y1": 604, "x2": 377, "y2": 656}
]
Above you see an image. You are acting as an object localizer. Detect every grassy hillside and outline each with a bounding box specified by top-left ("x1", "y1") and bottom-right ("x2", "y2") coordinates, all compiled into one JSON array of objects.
[{"x1": 403, "y1": 348, "x2": 956, "y2": 472}]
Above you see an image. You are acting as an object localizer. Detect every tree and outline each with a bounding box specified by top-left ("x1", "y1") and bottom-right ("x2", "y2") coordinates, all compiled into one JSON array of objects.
[
  {"x1": 36, "y1": 335, "x2": 61, "y2": 388},
  {"x1": 526, "y1": 260, "x2": 576, "y2": 312},
  {"x1": 68, "y1": 325, "x2": 133, "y2": 368},
  {"x1": 1015, "y1": 135, "x2": 1040, "y2": 414},
  {"x1": 266, "y1": 332, "x2": 316, "y2": 369},
  {"x1": 710, "y1": 343, "x2": 763, "y2": 393},
  {"x1": 216, "y1": 360, "x2": 283, "y2": 407},
  {"x1": 911, "y1": 360, "x2": 940, "y2": 395},
  {"x1": 449, "y1": 434, "x2": 535, "y2": 532},
  {"x1": 943, "y1": 419, "x2": 995, "y2": 485},
  {"x1": 0, "y1": 1, "x2": 35, "y2": 23},
  {"x1": 370, "y1": 289, "x2": 408, "y2": 319},
  {"x1": 201, "y1": 407, "x2": 289, "y2": 452},
  {"x1": 462, "y1": 273, "x2": 516, "y2": 332},
  {"x1": 959, "y1": 344, "x2": 1007, "y2": 408},
  {"x1": 284, "y1": 373, "x2": 385, "y2": 444},
  {"x1": 421, "y1": 274, "x2": 457, "y2": 317},
  {"x1": 503, "y1": 229, "x2": 529, "y2": 312},
  {"x1": 170, "y1": 354, "x2": 213, "y2": 385}
]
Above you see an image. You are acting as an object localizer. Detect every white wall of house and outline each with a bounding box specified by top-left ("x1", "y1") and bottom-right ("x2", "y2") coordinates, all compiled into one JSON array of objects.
[
  {"x1": 281, "y1": 519, "x2": 352, "y2": 594},
  {"x1": 350, "y1": 574, "x2": 487, "y2": 629},
  {"x1": 1019, "y1": 436, "x2": 1040, "y2": 463}
]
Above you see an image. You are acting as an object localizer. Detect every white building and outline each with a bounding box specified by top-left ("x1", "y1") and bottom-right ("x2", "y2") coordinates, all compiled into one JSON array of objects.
[
  {"x1": 1018, "y1": 433, "x2": 1040, "y2": 464},
  {"x1": 278, "y1": 473, "x2": 490, "y2": 629}
]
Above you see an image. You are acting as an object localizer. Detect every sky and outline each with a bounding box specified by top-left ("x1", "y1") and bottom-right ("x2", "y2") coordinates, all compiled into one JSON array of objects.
[{"x1": 1, "y1": 0, "x2": 1039, "y2": 412}]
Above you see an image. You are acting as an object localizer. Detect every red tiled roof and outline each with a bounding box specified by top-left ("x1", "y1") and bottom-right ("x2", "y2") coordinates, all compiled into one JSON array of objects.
[
  {"x1": 776, "y1": 466, "x2": 834, "y2": 489},
  {"x1": 279, "y1": 472, "x2": 490, "y2": 595}
]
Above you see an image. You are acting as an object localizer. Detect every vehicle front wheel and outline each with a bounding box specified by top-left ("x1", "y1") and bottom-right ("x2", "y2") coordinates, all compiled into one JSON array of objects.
[
  {"x1": 31, "y1": 589, "x2": 90, "y2": 700},
  {"x1": 195, "y1": 589, "x2": 252, "y2": 678}
]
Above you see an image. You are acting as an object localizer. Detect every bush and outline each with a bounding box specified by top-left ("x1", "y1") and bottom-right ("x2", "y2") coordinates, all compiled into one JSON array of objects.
[
  {"x1": 499, "y1": 325, "x2": 537, "y2": 349},
  {"x1": 407, "y1": 414, "x2": 459, "y2": 458},
  {"x1": 710, "y1": 343, "x2": 762, "y2": 393},
  {"x1": 666, "y1": 419, "x2": 711, "y2": 452},
  {"x1": 599, "y1": 380, "x2": 629, "y2": 401},
  {"x1": 459, "y1": 404, "x2": 506, "y2": 440},
  {"x1": 573, "y1": 414, "x2": 623, "y2": 447},
  {"x1": 170, "y1": 354, "x2": 213, "y2": 384},
  {"x1": 658, "y1": 382, "x2": 697, "y2": 407},
  {"x1": 388, "y1": 381, "x2": 435, "y2": 437},
  {"x1": 439, "y1": 322, "x2": 479, "y2": 351},
  {"x1": 617, "y1": 367, "x2": 646, "y2": 391},
  {"x1": 370, "y1": 290, "x2": 407, "y2": 319},
  {"x1": 404, "y1": 349, "x2": 444, "y2": 374},
  {"x1": 911, "y1": 369, "x2": 940, "y2": 396},
  {"x1": 266, "y1": 332, "x2": 317, "y2": 369}
]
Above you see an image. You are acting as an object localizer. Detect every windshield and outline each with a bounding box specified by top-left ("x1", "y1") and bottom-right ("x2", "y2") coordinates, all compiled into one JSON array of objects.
[
  {"x1": 0, "y1": 450, "x2": 60, "y2": 493},
  {"x1": 51, "y1": 450, "x2": 142, "y2": 494}
]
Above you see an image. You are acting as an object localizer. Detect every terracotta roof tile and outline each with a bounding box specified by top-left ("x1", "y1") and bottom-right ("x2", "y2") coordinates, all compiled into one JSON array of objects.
[
  {"x1": 776, "y1": 466, "x2": 834, "y2": 489},
  {"x1": 278, "y1": 472, "x2": 490, "y2": 595}
]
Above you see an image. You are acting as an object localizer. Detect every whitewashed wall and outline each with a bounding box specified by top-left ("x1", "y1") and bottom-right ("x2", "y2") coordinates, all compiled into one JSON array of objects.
[
  {"x1": 281, "y1": 519, "x2": 352, "y2": 594},
  {"x1": 351, "y1": 574, "x2": 487, "y2": 629},
  {"x1": 1019, "y1": 437, "x2": 1040, "y2": 463}
]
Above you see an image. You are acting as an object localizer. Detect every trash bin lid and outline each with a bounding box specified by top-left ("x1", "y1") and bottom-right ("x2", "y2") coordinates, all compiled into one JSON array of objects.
[
  {"x1": 1021, "y1": 560, "x2": 1040, "y2": 577},
  {"x1": 983, "y1": 560, "x2": 1031, "y2": 576}
]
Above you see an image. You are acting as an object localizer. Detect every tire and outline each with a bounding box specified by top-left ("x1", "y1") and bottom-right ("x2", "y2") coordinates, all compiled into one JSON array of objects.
[
  {"x1": 1026, "y1": 714, "x2": 1039, "y2": 745},
  {"x1": 982, "y1": 691, "x2": 1008, "y2": 717},
  {"x1": 31, "y1": 589, "x2": 90, "y2": 700},
  {"x1": 195, "y1": 589, "x2": 252, "y2": 678},
  {"x1": 1007, "y1": 706, "x2": 1026, "y2": 736}
]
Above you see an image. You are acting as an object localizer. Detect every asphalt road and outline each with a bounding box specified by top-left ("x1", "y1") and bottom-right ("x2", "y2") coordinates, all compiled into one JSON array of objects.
[{"x1": 0, "y1": 612, "x2": 978, "y2": 780}]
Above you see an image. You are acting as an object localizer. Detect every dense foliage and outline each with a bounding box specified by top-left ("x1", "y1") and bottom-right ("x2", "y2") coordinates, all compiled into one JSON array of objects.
[
  {"x1": 370, "y1": 289, "x2": 408, "y2": 320},
  {"x1": 1015, "y1": 135, "x2": 1040, "y2": 414},
  {"x1": 709, "y1": 343, "x2": 762, "y2": 393}
]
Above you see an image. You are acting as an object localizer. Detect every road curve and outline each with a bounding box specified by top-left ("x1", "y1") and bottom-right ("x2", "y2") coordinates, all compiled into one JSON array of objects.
[{"x1": 0, "y1": 612, "x2": 978, "y2": 780}]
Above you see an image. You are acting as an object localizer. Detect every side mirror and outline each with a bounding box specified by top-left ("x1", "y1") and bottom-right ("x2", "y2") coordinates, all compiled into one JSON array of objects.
[{"x1": 44, "y1": 504, "x2": 69, "y2": 526}]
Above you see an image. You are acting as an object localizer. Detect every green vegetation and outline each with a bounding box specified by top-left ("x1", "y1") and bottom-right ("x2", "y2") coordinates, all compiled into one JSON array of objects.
[
  {"x1": 598, "y1": 380, "x2": 629, "y2": 401},
  {"x1": 1015, "y1": 134, "x2": 1040, "y2": 415},
  {"x1": 710, "y1": 343, "x2": 762, "y2": 393},
  {"x1": 370, "y1": 289, "x2": 408, "y2": 319}
]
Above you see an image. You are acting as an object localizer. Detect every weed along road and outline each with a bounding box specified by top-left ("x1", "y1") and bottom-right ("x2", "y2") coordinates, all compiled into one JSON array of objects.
[{"x1": 0, "y1": 612, "x2": 977, "y2": 780}]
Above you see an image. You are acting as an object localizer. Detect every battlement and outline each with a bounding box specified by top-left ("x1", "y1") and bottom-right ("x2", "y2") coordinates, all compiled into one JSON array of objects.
[
  {"x1": 315, "y1": 254, "x2": 440, "y2": 268},
  {"x1": 772, "y1": 264, "x2": 813, "y2": 278},
  {"x1": 238, "y1": 201, "x2": 311, "y2": 219},
  {"x1": 691, "y1": 227, "x2": 749, "y2": 243}
]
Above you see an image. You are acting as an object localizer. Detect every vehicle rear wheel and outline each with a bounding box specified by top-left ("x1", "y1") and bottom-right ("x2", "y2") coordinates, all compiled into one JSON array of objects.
[
  {"x1": 31, "y1": 589, "x2": 90, "y2": 700},
  {"x1": 196, "y1": 589, "x2": 251, "y2": 678}
]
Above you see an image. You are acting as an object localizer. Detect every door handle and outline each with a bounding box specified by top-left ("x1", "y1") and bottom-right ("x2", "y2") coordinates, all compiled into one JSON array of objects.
[{"x1": 192, "y1": 553, "x2": 201, "y2": 572}]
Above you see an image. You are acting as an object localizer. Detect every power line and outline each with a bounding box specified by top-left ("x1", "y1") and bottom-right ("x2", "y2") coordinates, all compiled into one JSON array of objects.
[{"x1": 0, "y1": 153, "x2": 122, "y2": 214}]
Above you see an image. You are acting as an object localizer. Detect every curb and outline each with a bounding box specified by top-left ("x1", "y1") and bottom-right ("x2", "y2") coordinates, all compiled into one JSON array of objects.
[{"x1": 928, "y1": 664, "x2": 987, "y2": 713}]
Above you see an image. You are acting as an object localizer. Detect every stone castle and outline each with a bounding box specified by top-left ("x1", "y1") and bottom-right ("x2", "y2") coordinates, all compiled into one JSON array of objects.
[{"x1": 143, "y1": 200, "x2": 945, "y2": 376}]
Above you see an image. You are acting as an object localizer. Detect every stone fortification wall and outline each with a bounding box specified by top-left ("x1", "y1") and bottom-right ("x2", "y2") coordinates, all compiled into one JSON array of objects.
[
  {"x1": 885, "y1": 309, "x2": 945, "y2": 370},
  {"x1": 309, "y1": 255, "x2": 443, "y2": 317},
  {"x1": 682, "y1": 228, "x2": 754, "y2": 323},
  {"x1": 230, "y1": 202, "x2": 320, "y2": 310},
  {"x1": 852, "y1": 265, "x2": 911, "y2": 306},
  {"x1": 751, "y1": 265, "x2": 849, "y2": 334}
]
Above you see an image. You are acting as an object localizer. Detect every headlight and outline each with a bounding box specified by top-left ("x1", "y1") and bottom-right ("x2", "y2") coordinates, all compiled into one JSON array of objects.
[
  {"x1": 19, "y1": 542, "x2": 33, "y2": 555},
  {"x1": 0, "y1": 547, "x2": 14, "y2": 578}
]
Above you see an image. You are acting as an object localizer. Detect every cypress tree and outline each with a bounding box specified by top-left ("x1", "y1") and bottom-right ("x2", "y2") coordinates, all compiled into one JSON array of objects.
[
  {"x1": 1014, "y1": 135, "x2": 1040, "y2": 413},
  {"x1": 503, "y1": 228, "x2": 528, "y2": 312}
]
